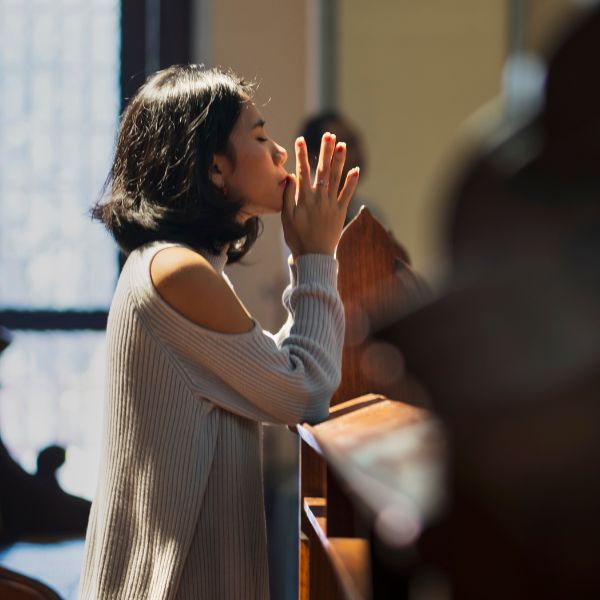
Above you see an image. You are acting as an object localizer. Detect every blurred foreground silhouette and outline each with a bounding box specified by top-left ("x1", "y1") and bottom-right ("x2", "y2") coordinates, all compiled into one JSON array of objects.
[{"x1": 374, "y1": 7, "x2": 600, "y2": 598}]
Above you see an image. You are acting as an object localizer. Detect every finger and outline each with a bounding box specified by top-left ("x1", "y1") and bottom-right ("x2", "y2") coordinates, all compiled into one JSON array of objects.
[
  {"x1": 295, "y1": 137, "x2": 312, "y2": 191},
  {"x1": 329, "y1": 142, "x2": 346, "y2": 199},
  {"x1": 282, "y1": 174, "x2": 297, "y2": 221},
  {"x1": 314, "y1": 132, "x2": 336, "y2": 193},
  {"x1": 337, "y1": 167, "x2": 360, "y2": 211}
]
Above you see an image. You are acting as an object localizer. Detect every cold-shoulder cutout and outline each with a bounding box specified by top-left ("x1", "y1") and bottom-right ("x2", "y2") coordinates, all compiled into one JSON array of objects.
[
  {"x1": 149, "y1": 245, "x2": 254, "y2": 335},
  {"x1": 132, "y1": 240, "x2": 343, "y2": 424}
]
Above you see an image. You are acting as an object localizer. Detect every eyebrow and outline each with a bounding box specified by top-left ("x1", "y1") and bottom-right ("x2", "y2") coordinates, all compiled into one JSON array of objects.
[{"x1": 251, "y1": 118, "x2": 266, "y2": 130}]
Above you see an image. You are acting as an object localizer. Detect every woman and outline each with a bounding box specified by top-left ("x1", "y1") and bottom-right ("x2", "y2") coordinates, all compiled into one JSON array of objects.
[{"x1": 79, "y1": 65, "x2": 359, "y2": 599}]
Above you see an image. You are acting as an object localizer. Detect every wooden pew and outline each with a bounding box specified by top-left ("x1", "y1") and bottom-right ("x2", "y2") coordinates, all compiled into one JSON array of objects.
[
  {"x1": 371, "y1": 8, "x2": 600, "y2": 598},
  {"x1": 299, "y1": 8, "x2": 600, "y2": 598},
  {"x1": 0, "y1": 566, "x2": 62, "y2": 599},
  {"x1": 297, "y1": 208, "x2": 441, "y2": 600}
]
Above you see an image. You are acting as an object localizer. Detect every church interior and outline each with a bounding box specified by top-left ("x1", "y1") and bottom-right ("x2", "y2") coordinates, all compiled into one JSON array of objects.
[{"x1": 1, "y1": 0, "x2": 599, "y2": 598}]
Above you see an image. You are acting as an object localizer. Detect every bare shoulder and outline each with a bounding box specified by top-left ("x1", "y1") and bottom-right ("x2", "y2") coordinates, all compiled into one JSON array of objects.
[{"x1": 149, "y1": 246, "x2": 254, "y2": 334}]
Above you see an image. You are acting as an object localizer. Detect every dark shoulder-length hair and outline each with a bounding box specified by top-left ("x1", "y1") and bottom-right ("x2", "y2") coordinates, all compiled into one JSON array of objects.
[{"x1": 92, "y1": 64, "x2": 261, "y2": 263}]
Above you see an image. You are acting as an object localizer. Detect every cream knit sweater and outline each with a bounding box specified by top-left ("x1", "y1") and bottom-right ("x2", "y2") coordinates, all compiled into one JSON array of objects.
[{"x1": 79, "y1": 241, "x2": 344, "y2": 599}]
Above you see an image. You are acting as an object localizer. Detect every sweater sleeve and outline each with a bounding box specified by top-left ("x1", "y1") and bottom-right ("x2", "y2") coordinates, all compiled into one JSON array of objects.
[
  {"x1": 272, "y1": 254, "x2": 297, "y2": 348},
  {"x1": 132, "y1": 252, "x2": 345, "y2": 425}
]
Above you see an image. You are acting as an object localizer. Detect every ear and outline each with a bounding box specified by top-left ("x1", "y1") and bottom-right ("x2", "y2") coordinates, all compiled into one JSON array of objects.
[{"x1": 209, "y1": 154, "x2": 229, "y2": 190}]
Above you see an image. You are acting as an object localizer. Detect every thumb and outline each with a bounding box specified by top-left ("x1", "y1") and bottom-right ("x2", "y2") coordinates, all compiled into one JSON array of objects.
[{"x1": 282, "y1": 174, "x2": 297, "y2": 221}]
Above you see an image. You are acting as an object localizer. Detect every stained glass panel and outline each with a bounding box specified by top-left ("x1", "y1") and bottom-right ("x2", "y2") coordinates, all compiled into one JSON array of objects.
[
  {"x1": 0, "y1": 0, "x2": 121, "y2": 309},
  {"x1": 0, "y1": 0, "x2": 121, "y2": 500}
]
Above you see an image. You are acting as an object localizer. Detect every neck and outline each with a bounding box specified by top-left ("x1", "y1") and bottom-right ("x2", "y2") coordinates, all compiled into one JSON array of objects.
[{"x1": 197, "y1": 245, "x2": 228, "y2": 274}]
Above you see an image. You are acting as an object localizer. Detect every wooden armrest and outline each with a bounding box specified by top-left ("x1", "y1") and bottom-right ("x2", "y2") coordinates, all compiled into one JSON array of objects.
[
  {"x1": 294, "y1": 394, "x2": 389, "y2": 453},
  {"x1": 289, "y1": 393, "x2": 388, "y2": 436},
  {"x1": 306, "y1": 401, "x2": 445, "y2": 526},
  {"x1": 327, "y1": 394, "x2": 388, "y2": 419},
  {"x1": 297, "y1": 423, "x2": 322, "y2": 454}
]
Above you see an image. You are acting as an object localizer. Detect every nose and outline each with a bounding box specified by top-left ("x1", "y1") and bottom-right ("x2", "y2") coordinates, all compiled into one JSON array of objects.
[{"x1": 274, "y1": 143, "x2": 288, "y2": 167}]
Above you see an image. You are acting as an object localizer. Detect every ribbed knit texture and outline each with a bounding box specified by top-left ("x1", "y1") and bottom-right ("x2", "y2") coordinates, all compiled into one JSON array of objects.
[{"x1": 79, "y1": 240, "x2": 344, "y2": 599}]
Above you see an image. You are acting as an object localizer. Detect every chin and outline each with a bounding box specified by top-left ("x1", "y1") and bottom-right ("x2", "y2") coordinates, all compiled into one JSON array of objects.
[
  {"x1": 241, "y1": 193, "x2": 284, "y2": 218},
  {"x1": 259, "y1": 205, "x2": 283, "y2": 217},
  {"x1": 238, "y1": 207, "x2": 278, "y2": 222},
  {"x1": 274, "y1": 196, "x2": 284, "y2": 213},
  {"x1": 258, "y1": 199, "x2": 284, "y2": 216}
]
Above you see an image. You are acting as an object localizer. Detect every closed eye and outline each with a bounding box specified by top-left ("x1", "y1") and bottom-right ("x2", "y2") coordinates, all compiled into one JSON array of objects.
[{"x1": 257, "y1": 137, "x2": 268, "y2": 142}]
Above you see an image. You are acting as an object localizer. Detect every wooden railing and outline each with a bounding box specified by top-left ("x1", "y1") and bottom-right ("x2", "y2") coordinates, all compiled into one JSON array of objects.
[
  {"x1": 297, "y1": 10, "x2": 600, "y2": 597},
  {"x1": 297, "y1": 209, "x2": 441, "y2": 600}
]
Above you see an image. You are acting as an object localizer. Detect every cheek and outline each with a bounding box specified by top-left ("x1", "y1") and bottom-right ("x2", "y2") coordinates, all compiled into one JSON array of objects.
[{"x1": 235, "y1": 150, "x2": 273, "y2": 189}]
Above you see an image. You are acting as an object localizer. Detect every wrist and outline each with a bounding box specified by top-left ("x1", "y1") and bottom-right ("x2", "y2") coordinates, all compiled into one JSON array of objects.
[{"x1": 294, "y1": 253, "x2": 339, "y2": 288}]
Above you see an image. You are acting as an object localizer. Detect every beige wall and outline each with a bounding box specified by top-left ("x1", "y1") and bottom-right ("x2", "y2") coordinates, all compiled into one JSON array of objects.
[
  {"x1": 193, "y1": 0, "x2": 584, "y2": 302},
  {"x1": 338, "y1": 0, "x2": 507, "y2": 280},
  {"x1": 192, "y1": 0, "x2": 309, "y2": 331}
]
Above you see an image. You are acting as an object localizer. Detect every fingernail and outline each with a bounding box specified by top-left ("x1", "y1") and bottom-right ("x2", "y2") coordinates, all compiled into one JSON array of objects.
[
  {"x1": 352, "y1": 167, "x2": 360, "y2": 177},
  {"x1": 324, "y1": 132, "x2": 332, "y2": 142},
  {"x1": 336, "y1": 142, "x2": 346, "y2": 152},
  {"x1": 297, "y1": 137, "x2": 305, "y2": 147}
]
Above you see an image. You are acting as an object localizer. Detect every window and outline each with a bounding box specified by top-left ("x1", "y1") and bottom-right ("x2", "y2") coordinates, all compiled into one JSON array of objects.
[{"x1": 0, "y1": 0, "x2": 121, "y2": 499}]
